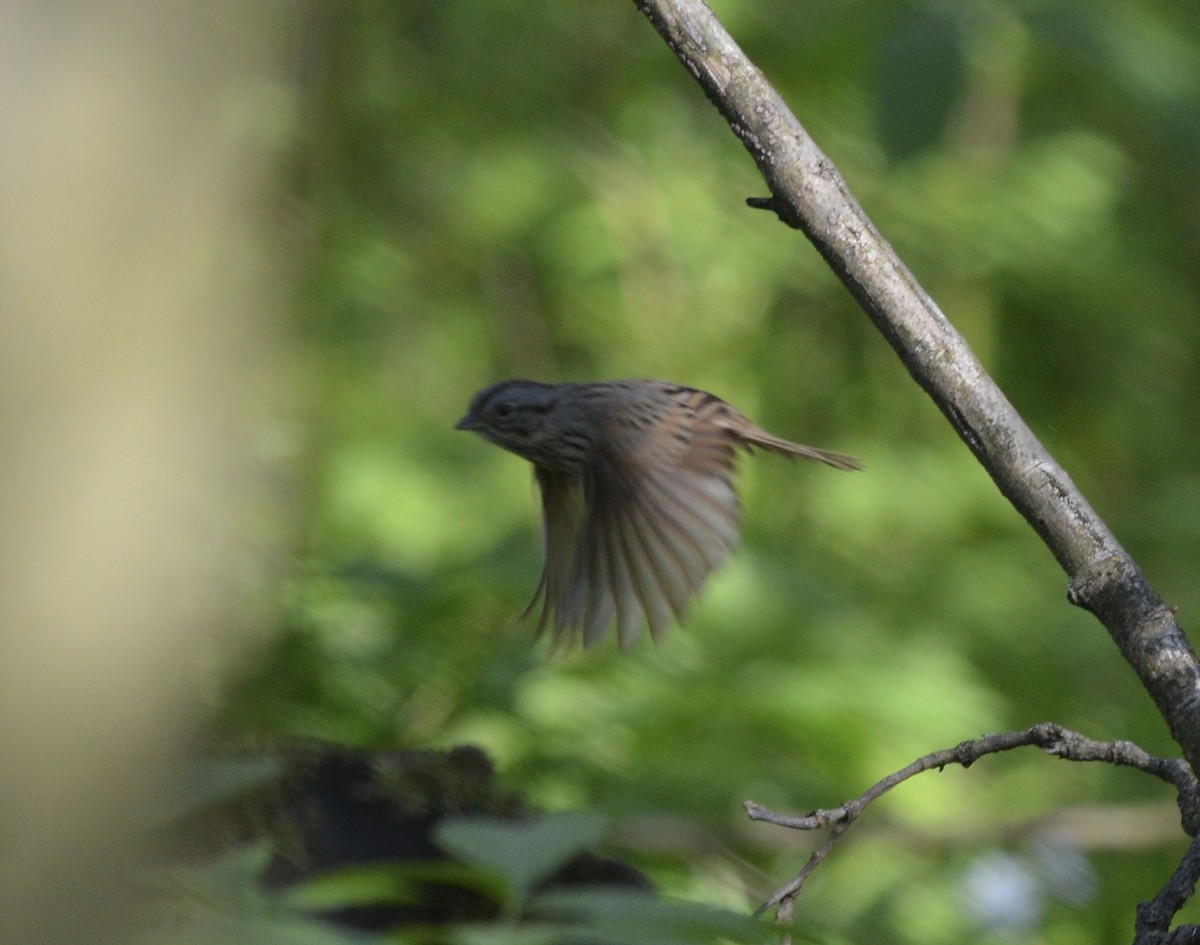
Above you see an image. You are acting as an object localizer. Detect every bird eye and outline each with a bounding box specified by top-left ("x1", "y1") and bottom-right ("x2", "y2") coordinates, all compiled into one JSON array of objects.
[{"x1": 493, "y1": 402, "x2": 515, "y2": 421}]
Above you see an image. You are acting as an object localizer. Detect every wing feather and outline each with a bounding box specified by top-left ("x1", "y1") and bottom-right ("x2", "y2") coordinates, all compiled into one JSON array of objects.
[
  {"x1": 555, "y1": 406, "x2": 743, "y2": 645},
  {"x1": 610, "y1": 474, "x2": 711, "y2": 642},
  {"x1": 529, "y1": 468, "x2": 583, "y2": 640},
  {"x1": 612, "y1": 509, "x2": 675, "y2": 642},
  {"x1": 602, "y1": 503, "x2": 648, "y2": 648},
  {"x1": 578, "y1": 515, "x2": 615, "y2": 647},
  {"x1": 525, "y1": 382, "x2": 858, "y2": 647}
]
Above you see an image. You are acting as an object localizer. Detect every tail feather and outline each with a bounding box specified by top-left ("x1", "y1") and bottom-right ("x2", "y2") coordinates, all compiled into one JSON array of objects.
[{"x1": 732, "y1": 423, "x2": 862, "y2": 471}]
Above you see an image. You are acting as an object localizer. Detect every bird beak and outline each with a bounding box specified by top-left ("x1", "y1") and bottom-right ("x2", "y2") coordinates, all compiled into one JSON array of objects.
[{"x1": 455, "y1": 414, "x2": 479, "y2": 431}]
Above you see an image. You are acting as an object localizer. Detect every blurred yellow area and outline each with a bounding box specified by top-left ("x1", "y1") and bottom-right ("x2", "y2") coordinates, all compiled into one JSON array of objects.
[{"x1": 0, "y1": 5, "x2": 287, "y2": 943}]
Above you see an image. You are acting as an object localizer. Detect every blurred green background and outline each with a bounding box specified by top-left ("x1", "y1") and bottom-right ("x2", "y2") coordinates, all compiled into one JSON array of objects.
[{"x1": 218, "y1": 0, "x2": 1200, "y2": 941}]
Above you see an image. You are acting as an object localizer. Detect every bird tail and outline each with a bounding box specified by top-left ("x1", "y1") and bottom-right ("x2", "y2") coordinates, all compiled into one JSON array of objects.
[{"x1": 736, "y1": 424, "x2": 862, "y2": 471}]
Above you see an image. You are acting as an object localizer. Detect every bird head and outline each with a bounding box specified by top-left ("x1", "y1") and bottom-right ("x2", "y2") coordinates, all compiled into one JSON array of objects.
[{"x1": 456, "y1": 379, "x2": 583, "y2": 470}]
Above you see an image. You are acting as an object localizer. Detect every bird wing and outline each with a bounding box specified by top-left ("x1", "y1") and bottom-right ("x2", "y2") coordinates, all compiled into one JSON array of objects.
[
  {"x1": 531, "y1": 387, "x2": 743, "y2": 649},
  {"x1": 528, "y1": 383, "x2": 858, "y2": 649},
  {"x1": 525, "y1": 466, "x2": 584, "y2": 640}
]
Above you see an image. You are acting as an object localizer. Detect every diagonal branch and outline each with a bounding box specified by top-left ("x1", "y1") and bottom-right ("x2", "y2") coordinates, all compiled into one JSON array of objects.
[
  {"x1": 630, "y1": 0, "x2": 1200, "y2": 770},
  {"x1": 746, "y1": 723, "x2": 1197, "y2": 917}
]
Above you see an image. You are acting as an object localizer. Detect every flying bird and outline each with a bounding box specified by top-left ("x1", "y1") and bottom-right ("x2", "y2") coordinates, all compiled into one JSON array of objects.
[{"x1": 457, "y1": 379, "x2": 860, "y2": 648}]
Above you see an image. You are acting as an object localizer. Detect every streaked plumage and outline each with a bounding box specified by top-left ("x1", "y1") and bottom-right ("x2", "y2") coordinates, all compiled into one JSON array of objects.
[{"x1": 456, "y1": 379, "x2": 860, "y2": 648}]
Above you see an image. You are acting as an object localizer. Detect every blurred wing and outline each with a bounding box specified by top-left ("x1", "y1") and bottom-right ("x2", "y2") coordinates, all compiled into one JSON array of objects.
[
  {"x1": 529, "y1": 398, "x2": 742, "y2": 649},
  {"x1": 524, "y1": 384, "x2": 857, "y2": 648},
  {"x1": 525, "y1": 467, "x2": 584, "y2": 641}
]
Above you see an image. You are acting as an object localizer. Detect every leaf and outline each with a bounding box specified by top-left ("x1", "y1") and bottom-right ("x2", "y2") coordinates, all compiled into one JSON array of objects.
[
  {"x1": 140, "y1": 845, "x2": 364, "y2": 945},
  {"x1": 281, "y1": 860, "x2": 504, "y2": 914},
  {"x1": 529, "y1": 888, "x2": 779, "y2": 945},
  {"x1": 434, "y1": 813, "x2": 608, "y2": 901},
  {"x1": 448, "y1": 925, "x2": 561, "y2": 945}
]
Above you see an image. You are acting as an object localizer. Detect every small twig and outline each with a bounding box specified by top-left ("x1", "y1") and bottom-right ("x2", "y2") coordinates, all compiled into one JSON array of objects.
[
  {"x1": 1136, "y1": 833, "x2": 1200, "y2": 944},
  {"x1": 748, "y1": 820, "x2": 851, "y2": 919},
  {"x1": 745, "y1": 723, "x2": 1196, "y2": 916}
]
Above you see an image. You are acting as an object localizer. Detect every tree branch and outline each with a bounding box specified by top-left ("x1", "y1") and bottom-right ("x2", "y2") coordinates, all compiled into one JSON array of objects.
[
  {"x1": 1136, "y1": 833, "x2": 1200, "y2": 945},
  {"x1": 629, "y1": 0, "x2": 1200, "y2": 771},
  {"x1": 745, "y1": 723, "x2": 1196, "y2": 916}
]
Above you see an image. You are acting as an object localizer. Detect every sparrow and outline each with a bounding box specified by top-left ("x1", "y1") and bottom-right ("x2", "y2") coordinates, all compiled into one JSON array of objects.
[{"x1": 457, "y1": 379, "x2": 860, "y2": 648}]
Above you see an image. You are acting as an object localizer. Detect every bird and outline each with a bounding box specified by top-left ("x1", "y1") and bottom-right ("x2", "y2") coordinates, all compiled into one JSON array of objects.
[{"x1": 456, "y1": 379, "x2": 860, "y2": 649}]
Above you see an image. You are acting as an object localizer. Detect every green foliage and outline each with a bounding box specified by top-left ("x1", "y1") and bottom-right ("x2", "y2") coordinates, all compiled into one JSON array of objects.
[
  {"x1": 217, "y1": 0, "x2": 1200, "y2": 942},
  {"x1": 436, "y1": 814, "x2": 610, "y2": 909},
  {"x1": 145, "y1": 818, "x2": 783, "y2": 945},
  {"x1": 137, "y1": 846, "x2": 361, "y2": 945}
]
